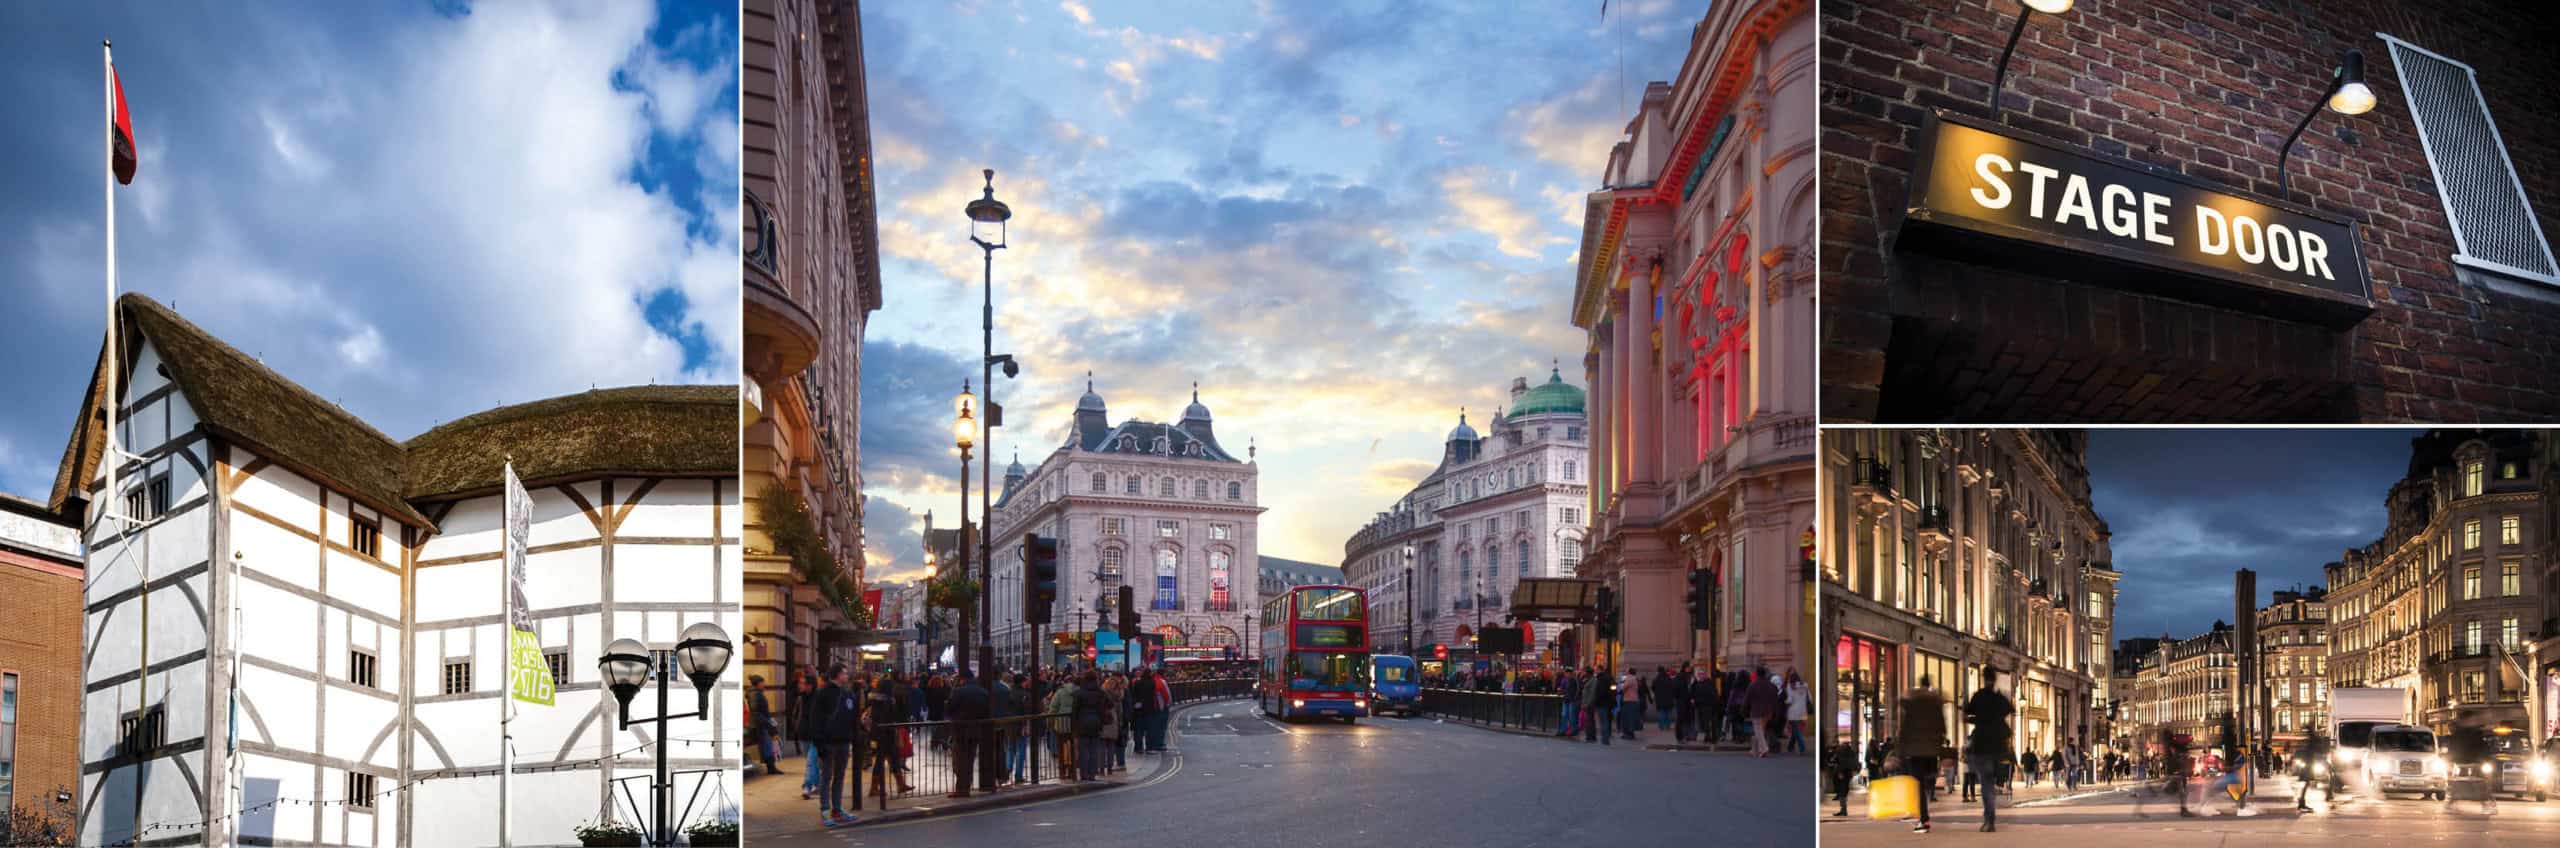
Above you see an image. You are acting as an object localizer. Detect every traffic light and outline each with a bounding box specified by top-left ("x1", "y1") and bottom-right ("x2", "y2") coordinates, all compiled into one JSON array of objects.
[
  {"x1": 1685, "y1": 568, "x2": 1712, "y2": 630},
  {"x1": 1595, "y1": 586, "x2": 1619, "y2": 641},
  {"x1": 1023, "y1": 534, "x2": 1059, "y2": 625},
  {"x1": 1118, "y1": 584, "x2": 1139, "y2": 635}
]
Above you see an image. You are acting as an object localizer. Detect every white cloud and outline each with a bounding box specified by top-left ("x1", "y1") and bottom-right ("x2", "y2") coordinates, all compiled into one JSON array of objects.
[
  {"x1": 336, "y1": 323, "x2": 384, "y2": 367},
  {"x1": 1061, "y1": 1, "x2": 1093, "y2": 25},
  {"x1": 1442, "y1": 169, "x2": 1567, "y2": 259}
]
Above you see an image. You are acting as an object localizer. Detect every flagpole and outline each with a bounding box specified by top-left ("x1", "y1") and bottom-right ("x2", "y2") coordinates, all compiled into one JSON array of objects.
[{"x1": 501, "y1": 464, "x2": 514, "y2": 848}]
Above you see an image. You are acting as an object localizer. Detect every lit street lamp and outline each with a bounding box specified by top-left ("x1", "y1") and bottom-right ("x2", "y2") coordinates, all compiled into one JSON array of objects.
[
  {"x1": 597, "y1": 622, "x2": 732, "y2": 847},
  {"x1": 967, "y1": 169, "x2": 1013, "y2": 679}
]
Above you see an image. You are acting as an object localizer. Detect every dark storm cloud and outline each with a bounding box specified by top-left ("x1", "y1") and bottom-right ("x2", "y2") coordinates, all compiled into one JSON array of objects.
[
  {"x1": 2091, "y1": 428, "x2": 2422, "y2": 643},
  {"x1": 856, "y1": 339, "x2": 979, "y2": 488}
]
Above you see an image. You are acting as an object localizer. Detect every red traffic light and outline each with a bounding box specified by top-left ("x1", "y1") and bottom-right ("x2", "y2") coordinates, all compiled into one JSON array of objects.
[{"x1": 1433, "y1": 643, "x2": 1448, "y2": 660}]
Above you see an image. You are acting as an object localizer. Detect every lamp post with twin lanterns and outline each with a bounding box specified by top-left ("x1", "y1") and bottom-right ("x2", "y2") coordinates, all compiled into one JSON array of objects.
[{"x1": 597, "y1": 621, "x2": 733, "y2": 847}]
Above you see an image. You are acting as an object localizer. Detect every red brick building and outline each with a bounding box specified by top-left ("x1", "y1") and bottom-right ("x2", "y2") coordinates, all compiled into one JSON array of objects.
[
  {"x1": 1821, "y1": 0, "x2": 2560, "y2": 422},
  {"x1": 0, "y1": 493, "x2": 82, "y2": 831}
]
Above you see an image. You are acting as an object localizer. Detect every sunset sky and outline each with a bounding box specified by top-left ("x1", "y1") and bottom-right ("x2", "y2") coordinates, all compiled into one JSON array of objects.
[{"x1": 853, "y1": 0, "x2": 1698, "y2": 581}]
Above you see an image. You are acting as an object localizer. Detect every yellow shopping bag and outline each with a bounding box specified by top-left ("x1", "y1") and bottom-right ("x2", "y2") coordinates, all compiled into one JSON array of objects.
[{"x1": 1868, "y1": 775, "x2": 1918, "y2": 820}]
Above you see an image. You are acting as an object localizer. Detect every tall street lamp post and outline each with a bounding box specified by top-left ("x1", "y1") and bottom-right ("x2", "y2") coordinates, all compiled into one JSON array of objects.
[
  {"x1": 1403, "y1": 545, "x2": 1416, "y2": 656},
  {"x1": 598, "y1": 622, "x2": 732, "y2": 847},
  {"x1": 967, "y1": 169, "x2": 1013, "y2": 679},
  {"x1": 954, "y1": 382, "x2": 977, "y2": 676}
]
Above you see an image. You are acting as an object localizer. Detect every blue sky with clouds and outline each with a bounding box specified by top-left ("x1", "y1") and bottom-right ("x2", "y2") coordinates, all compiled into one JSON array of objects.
[
  {"x1": 850, "y1": 0, "x2": 1700, "y2": 580},
  {"x1": 2088, "y1": 428, "x2": 2423, "y2": 643},
  {"x1": 0, "y1": 0, "x2": 737, "y2": 502}
]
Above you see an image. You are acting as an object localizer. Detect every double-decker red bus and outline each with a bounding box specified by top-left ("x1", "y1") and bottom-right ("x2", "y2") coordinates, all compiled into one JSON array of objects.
[{"x1": 1259, "y1": 584, "x2": 1370, "y2": 722}]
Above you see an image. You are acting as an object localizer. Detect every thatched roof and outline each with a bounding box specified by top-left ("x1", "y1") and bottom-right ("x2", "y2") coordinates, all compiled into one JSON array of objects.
[
  {"x1": 405, "y1": 385, "x2": 737, "y2": 503},
  {"x1": 52, "y1": 294, "x2": 736, "y2": 528},
  {"x1": 54, "y1": 294, "x2": 421, "y2": 525}
]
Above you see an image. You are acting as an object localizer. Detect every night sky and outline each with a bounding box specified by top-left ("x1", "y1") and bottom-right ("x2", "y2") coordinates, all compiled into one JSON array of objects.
[{"x1": 2088, "y1": 427, "x2": 2425, "y2": 645}]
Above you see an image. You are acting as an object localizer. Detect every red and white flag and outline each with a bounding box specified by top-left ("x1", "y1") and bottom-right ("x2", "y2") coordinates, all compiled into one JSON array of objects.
[{"x1": 110, "y1": 57, "x2": 136, "y2": 184}]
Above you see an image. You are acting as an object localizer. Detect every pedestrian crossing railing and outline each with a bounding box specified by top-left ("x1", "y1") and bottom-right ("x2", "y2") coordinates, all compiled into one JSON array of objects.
[{"x1": 1418, "y1": 688, "x2": 1566, "y2": 734}]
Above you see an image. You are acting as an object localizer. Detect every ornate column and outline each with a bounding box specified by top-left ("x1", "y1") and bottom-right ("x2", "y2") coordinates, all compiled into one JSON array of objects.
[{"x1": 1627, "y1": 245, "x2": 1662, "y2": 489}]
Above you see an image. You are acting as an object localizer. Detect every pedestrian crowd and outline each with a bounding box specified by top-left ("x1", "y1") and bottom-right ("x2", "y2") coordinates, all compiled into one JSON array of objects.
[{"x1": 743, "y1": 662, "x2": 1213, "y2": 827}]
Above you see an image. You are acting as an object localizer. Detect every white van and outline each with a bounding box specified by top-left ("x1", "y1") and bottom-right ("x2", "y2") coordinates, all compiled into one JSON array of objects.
[{"x1": 2344, "y1": 723, "x2": 2445, "y2": 799}]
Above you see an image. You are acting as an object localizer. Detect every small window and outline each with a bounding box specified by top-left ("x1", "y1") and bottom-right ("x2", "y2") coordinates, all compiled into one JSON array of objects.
[
  {"x1": 1194, "y1": 480, "x2": 1210, "y2": 499},
  {"x1": 2464, "y1": 519, "x2": 2481, "y2": 550},
  {"x1": 123, "y1": 474, "x2": 171, "y2": 522},
  {"x1": 121, "y1": 705, "x2": 165, "y2": 755},
  {"x1": 345, "y1": 772, "x2": 377, "y2": 811},
  {"x1": 1159, "y1": 477, "x2": 1175, "y2": 497},
  {"x1": 1125, "y1": 477, "x2": 1140, "y2": 495},
  {"x1": 544, "y1": 649, "x2": 569, "y2": 685},
  {"x1": 1102, "y1": 518, "x2": 1124, "y2": 536},
  {"x1": 443, "y1": 660, "x2": 472, "y2": 695},
  {"x1": 1157, "y1": 520, "x2": 1180, "y2": 538},
  {"x1": 348, "y1": 649, "x2": 379, "y2": 689},
  {"x1": 351, "y1": 517, "x2": 381, "y2": 558},
  {"x1": 2500, "y1": 515, "x2": 2520, "y2": 546},
  {"x1": 1563, "y1": 461, "x2": 1578, "y2": 482},
  {"x1": 1228, "y1": 482, "x2": 1242, "y2": 500},
  {"x1": 1091, "y1": 472, "x2": 1107, "y2": 493},
  {"x1": 2464, "y1": 461, "x2": 2485, "y2": 497}
]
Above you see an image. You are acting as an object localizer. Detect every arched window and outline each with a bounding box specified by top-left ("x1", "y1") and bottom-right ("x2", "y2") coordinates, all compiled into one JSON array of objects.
[
  {"x1": 1518, "y1": 539, "x2": 1532, "y2": 577},
  {"x1": 1209, "y1": 551, "x2": 1232, "y2": 611},
  {"x1": 1153, "y1": 549, "x2": 1179, "y2": 610},
  {"x1": 1194, "y1": 479, "x2": 1210, "y2": 499},
  {"x1": 1560, "y1": 538, "x2": 1582, "y2": 575},
  {"x1": 1228, "y1": 481, "x2": 1242, "y2": 500},
  {"x1": 1160, "y1": 477, "x2": 1176, "y2": 497},
  {"x1": 1091, "y1": 472, "x2": 1107, "y2": 493},
  {"x1": 1457, "y1": 548, "x2": 1472, "y2": 606},
  {"x1": 1207, "y1": 626, "x2": 1238, "y2": 650},
  {"x1": 1486, "y1": 547, "x2": 1500, "y2": 599}
]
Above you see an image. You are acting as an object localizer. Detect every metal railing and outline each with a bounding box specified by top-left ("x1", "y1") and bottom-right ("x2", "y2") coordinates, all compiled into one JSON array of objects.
[
  {"x1": 1416, "y1": 688, "x2": 1564, "y2": 734},
  {"x1": 1166, "y1": 676, "x2": 1257, "y2": 704}
]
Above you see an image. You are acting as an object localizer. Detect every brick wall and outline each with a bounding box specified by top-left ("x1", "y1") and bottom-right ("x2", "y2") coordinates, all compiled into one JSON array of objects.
[
  {"x1": 1821, "y1": 0, "x2": 2560, "y2": 422},
  {"x1": 0, "y1": 551, "x2": 83, "y2": 819}
]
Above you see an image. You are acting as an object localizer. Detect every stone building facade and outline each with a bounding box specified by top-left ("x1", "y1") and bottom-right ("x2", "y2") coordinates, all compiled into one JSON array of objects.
[
  {"x1": 741, "y1": 0, "x2": 882, "y2": 708},
  {"x1": 2258, "y1": 587, "x2": 2332, "y2": 754},
  {"x1": 0, "y1": 494, "x2": 83, "y2": 829},
  {"x1": 2325, "y1": 429, "x2": 2548, "y2": 735},
  {"x1": 1344, "y1": 373, "x2": 1591, "y2": 659},
  {"x1": 2115, "y1": 626, "x2": 2240, "y2": 753},
  {"x1": 1822, "y1": 0, "x2": 2560, "y2": 422},
  {"x1": 983, "y1": 383, "x2": 1263, "y2": 671},
  {"x1": 1820, "y1": 429, "x2": 2112, "y2": 767},
  {"x1": 1570, "y1": 0, "x2": 1818, "y2": 678}
]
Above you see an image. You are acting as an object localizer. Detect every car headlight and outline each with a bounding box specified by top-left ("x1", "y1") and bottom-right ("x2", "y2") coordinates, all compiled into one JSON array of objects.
[
  {"x1": 2533, "y1": 761, "x2": 2554, "y2": 780},
  {"x1": 2312, "y1": 763, "x2": 2328, "y2": 778},
  {"x1": 2333, "y1": 750, "x2": 2359, "y2": 765},
  {"x1": 1292, "y1": 699, "x2": 1306, "y2": 708},
  {"x1": 2428, "y1": 755, "x2": 2447, "y2": 774}
]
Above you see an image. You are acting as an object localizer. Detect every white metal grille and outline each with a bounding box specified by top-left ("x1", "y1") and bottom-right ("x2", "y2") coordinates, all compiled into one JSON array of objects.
[{"x1": 2382, "y1": 34, "x2": 2560, "y2": 284}]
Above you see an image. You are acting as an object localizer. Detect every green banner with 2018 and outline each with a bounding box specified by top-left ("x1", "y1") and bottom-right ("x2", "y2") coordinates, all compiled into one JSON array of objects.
[{"x1": 510, "y1": 629, "x2": 554, "y2": 706}]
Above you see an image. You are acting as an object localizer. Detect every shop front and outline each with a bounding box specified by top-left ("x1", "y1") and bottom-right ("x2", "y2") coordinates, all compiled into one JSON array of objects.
[{"x1": 1835, "y1": 632, "x2": 1899, "y2": 759}]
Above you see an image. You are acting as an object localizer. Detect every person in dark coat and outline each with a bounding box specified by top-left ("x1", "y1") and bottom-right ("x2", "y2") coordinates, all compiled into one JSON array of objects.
[
  {"x1": 1583, "y1": 667, "x2": 1615, "y2": 744},
  {"x1": 864, "y1": 673, "x2": 914, "y2": 800},
  {"x1": 804, "y1": 666, "x2": 860, "y2": 825},
  {"x1": 1070, "y1": 672, "x2": 1114, "y2": 781},
  {"x1": 1652, "y1": 666, "x2": 1682, "y2": 734},
  {"x1": 747, "y1": 675, "x2": 782, "y2": 774},
  {"x1": 1829, "y1": 736, "x2": 1864, "y2": 817},
  {"x1": 1693, "y1": 667, "x2": 1722, "y2": 744},
  {"x1": 1746, "y1": 669, "x2": 1783, "y2": 757},
  {"x1": 1895, "y1": 676, "x2": 1951, "y2": 833},
  {"x1": 944, "y1": 669, "x2": 992, "y2": 799}
]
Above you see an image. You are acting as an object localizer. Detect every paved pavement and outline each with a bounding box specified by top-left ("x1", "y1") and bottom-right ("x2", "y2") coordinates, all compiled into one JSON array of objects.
[
  {"x1": 1822, "y1": 774, "x2": 2560, "y2": 846},
  {"x1": 756, "y1": 697, "x2": 1814, "y2": 847}
]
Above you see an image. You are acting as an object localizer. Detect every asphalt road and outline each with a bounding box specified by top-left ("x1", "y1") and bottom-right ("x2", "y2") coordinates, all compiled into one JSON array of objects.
[
  {"x1": 1821, "y1": 776, "x2": 2560, "y2": 846},
  {"x1": 769, "y1": 698, "x2": 1815, "y2": 847}
]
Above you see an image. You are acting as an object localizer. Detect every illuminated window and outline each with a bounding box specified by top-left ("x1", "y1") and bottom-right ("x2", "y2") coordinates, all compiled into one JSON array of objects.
[
  {"x1": 2464, "y1": 565, "x2": 2481, "y2": 600},
  {"x1": 2464, "y1": 519, "x2": 2480, "y2": 550},
  {"x1": 2501, "y1": 560, "x2": 2520, "y2": 597},
  {"x1": 2464, "y1": 461, "x2": 2483, "y2": 496},
  {"x1": 1153, "y1": 549, "x2": 1179, "y2": 610},
  {"x1": 2500, "y1": 515, "x2": 2520, "y2": 545}
]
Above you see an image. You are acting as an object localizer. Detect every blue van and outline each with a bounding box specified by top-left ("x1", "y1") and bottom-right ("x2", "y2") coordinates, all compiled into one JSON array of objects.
[{"x1": 1370, "y1": 654, "x2": 1420, "y2": 716}]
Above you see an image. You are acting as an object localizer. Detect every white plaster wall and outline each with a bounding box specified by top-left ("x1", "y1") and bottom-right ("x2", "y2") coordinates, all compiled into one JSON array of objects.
[
  {"x1": 231, "y1": 462, "x2": 321, "y2": 530},
  {"x1": 237, "y1": 663, "x2": 318, "y2": 752},
  {"x1": 612, "y1": 543, "x2": 712, "y2": 604},
  {"x1": 234, "y1": 751, "x2": 317, "y2": 845}
]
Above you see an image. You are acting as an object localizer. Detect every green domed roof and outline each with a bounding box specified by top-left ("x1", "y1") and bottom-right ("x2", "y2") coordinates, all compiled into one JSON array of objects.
[{"x1": 1511, "y1": 369, "x2": 1585, "y2": 416}]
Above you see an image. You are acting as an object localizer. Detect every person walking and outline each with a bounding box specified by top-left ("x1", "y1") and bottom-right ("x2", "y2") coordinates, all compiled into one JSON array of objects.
[
  {"x1": 923, "y1": 673, "x2": 950, "y2": 752},
  {"x1": 1617, "y1": 668, "x2": 1643, "y2": 741},
  {"x1": 864, "y1": 674, "x2": 914, "y2": 803},
  {"x1": 807, "y1": 666, "x2": 860, "y2": 825},
  {"x1": 1895, "y1": 676, "x2": 1950, "y2": 834},
  {"x1": 1727, "y1": 670, "x2": 1751, "y2": 743},
  {"x1": 2020, "y1": 749, "x2": 2040, "y2": 788},
  {"x1": 1071, "y1": 672, "x2": 1113, "y2": 782},
  {"x1": 794, "y1": 670, "x2": 823, "y2": 799},
  {"x1": 747, "y1": 675, "x2": 782, "y2": 775},
  {"x1": 1101, "y1": 672, "x2": 1128, "y2": 773},
  {"x1": 2134, "y1": 727, "x2": 2194, "y2": 819},
  {"x1": 2294, "y1": 730, "x2": 2333, "y2": 812},
  {"x1": 2442, "y1": 722, "x2": 2499, "y2": 816},
  {"x1": 1650, "y1": 667, "x2": 1679, "y2": 733},
  {"x1": 1558, "y1": 668, "x2": 1582, "y2": 737},
  {"x1": 1747, "y1": 669, "x2": 1782, "y2": 758},
  {"x1": 1962, "y1": 667, "x2": 2014, "y2": 832},
  {"x1": 1784, "y1": 668, "x2": 1811, "y2": 755},
  {"x1": 944, "y1": 668, "x2": 991, "y2": 799},
  {"x1": 1694, "y1": 667, "x2": 1723, "y2": 745},
  {"x1": 1584, "y1": 667, "x2": 1615, "y2": 745},
  {"x1": 1147, "y1": 668, "x2": 1174, "y2": 751},
  {"x1": 1045, "y1": 671, "x2": 1079, "y2": 777},
  {"x1": 1828, "y1": 736, "x2": 1863, "y2": 817}
]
